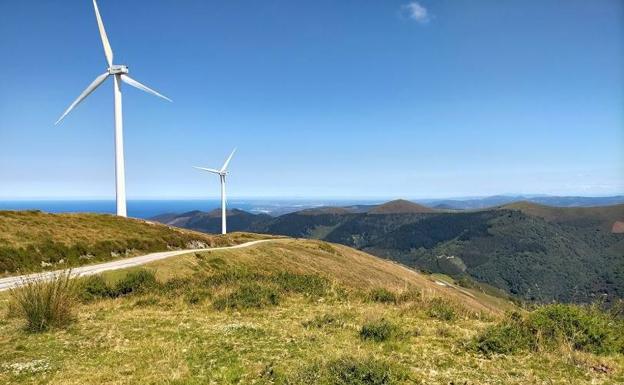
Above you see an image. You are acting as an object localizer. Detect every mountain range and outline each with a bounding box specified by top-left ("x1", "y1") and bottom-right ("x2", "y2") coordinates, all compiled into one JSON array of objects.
[{"x1": 153, "y1": 199, "x2": 624, "y2": 304}]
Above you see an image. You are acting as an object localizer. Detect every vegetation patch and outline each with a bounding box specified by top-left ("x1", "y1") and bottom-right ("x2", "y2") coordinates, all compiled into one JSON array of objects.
[
  {"x1": 367, "y1": 288, "x2": 397, "y2": 304},
  {"x1": 213, "y1": 283, "x2": 280, "y2": 310},
  {"x1": 425, "y1": 297, "x2": 457, "y2": 321},
  {"x1": 474, "y1": 304, "x2": 624, "y2": 355},
  {"x1": 359, "y1": 319, "x2": 401, "y2": 342},
  {"x1": 9, "y1": 271, "x2": 76, "y2": 332},
  {"x1": 277, "y1": 356, "x2": 408, "y2": 385}
]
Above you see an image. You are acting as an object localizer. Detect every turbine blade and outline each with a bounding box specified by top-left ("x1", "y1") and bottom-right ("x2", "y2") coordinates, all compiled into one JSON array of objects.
[
  {"x1": 55, "y1": 72, "x2": 110, "y2": 125},
  {"x1": 120, "y1": 75, "x2": 172, "y2": 102},
  {"x1": 220, "y1": 148, "x2": 236, "y2": 172},
  {"x1": 92, "y1": 0, "x2": 113, "y2": 67},
  {"x1": 193, "y1": 166, "x2": 221, "y2": 174}
]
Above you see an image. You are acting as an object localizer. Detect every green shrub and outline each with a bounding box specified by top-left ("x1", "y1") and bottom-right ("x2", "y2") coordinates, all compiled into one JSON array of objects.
[
  {"x1": 474, "y1": 312, "x2": 535, "y2": 355},
  {"x1": 426, "y1": 298, "x2": 456, "y2": 321},
  {"x1": 474, "y1": 305, "x2": 624, "y2": 355},
  {"x1": 279, "y1": 356, "x2": 406, "y2": 385},
  {"x1": 529, "y1": 304, "x2": 621, "y2": 354},
  {"x1": 213, "y1": 283, "x2": 280, "y2": 310},
  {"x1": 359, "y1": 319, "x2": 400, "y2": 342},
  {"x1": 112, "y1": 269, "x2": 157, "y2": 296},
  {"x1": 79, "y1": 275, "x2": 111, "y2": 301},
  {"x1": 367, "y1": 288, "x2": 397, "y2": 304},
  {"x1": 9, "y1": 271, "x2": 76, "y2": 332}
]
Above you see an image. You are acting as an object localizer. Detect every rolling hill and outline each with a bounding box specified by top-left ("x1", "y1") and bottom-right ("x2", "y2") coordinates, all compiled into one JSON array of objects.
[
  {"x1": 154, "y1": 200, "x2": 624, "y2": 303},
  {"x1": 0, "y1": 210, "x2": 269, "y2": 275},
  {"x1": 1, "y1": 211, "x2": 623, "y2": 384}
]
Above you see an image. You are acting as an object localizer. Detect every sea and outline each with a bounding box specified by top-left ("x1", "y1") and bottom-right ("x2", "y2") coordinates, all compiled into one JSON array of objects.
[{"x1": 0, "y1": 199, "x2": 384, "y2": 219}]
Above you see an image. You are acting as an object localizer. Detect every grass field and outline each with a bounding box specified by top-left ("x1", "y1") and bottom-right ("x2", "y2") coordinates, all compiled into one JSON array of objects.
[
  {"x1": 0, "y1": 210, "x2": 271, "y2": 275},
  {"x1": 1, "y1": 239, "x2": 622, "y2": 384}
]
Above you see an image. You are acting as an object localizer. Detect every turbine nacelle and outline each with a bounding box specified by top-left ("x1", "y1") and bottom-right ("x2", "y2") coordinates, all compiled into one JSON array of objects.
[{"x1": 108, "y1": 65, "x2": 129, "y2": 75}]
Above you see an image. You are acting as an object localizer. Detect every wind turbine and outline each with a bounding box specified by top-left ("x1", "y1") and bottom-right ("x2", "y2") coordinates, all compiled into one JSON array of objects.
[
  {"x1": 55, "y1": 0, "x2": 172, "y2": 217},
  {"x1": 194, "y1": 149, "x2": 237, "y2": 235}
]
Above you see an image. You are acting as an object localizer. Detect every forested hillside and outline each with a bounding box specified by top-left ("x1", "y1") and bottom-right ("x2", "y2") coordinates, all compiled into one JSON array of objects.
[{"x1": 154, "y1": 200, "x2": 624, "y2": 303}]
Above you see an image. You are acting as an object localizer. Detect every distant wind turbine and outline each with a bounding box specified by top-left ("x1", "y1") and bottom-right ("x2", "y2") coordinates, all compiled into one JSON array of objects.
[
  {"x1": 194, "y1": 149, "x2": 237, "y2": 235},
  {"x1": 55, "y1": 0, "x2": 172, "y2": 217}
]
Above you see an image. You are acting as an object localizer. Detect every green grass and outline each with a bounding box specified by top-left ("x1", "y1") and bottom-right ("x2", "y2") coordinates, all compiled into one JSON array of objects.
[
  {"x1": 0, "y1": 210, "x2": 271, "y2": 275},
  {"x1": 474, "y1": 304, "x2": 624, "y2": 356},
  {"x1": 0, "y1": 239, "x2": 622, "y2": 384},
  {"x1": 8, "y1": 271, "x2": 76, "y2": 332}
]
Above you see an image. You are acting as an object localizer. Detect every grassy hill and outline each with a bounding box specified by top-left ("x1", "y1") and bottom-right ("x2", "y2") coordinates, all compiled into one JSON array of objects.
[
  {"x1": 154, "y1": 201, "x2": 624, "y2": 304},
  {"x1": 3, "y1": 237, "x2": 623, "y2": 384},
  {"x1": 0, "y1": 210, "x2": 269, "y2": 275}
]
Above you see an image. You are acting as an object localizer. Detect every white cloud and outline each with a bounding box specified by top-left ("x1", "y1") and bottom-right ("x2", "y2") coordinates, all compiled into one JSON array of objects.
[{"x1": 402, "y1": 2, "x2": 429, "y2": 24}]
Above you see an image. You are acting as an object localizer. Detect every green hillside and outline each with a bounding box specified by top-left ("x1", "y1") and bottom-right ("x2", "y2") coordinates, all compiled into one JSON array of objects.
[
  {"x1": 156, "y1": 201, "x2": 624, "y2": 304},
  {"x1": 2, "y1": 237, "x2": 623, "y2": 384},
  {"x1": 0, "y1": 210, "x2": 269, "y2": 275}
]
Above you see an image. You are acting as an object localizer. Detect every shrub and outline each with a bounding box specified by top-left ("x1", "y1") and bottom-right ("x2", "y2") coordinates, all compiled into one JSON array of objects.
[
  {"x1": 367, "y1": 288, "x2": 397, "y2": 304},
  {"x1": 112, "y1": 269, "x2": 157, "y2": 296},
  {"x1": 359, "y1": 319, "x2": 400, "y2": 342},
  {"x1": 474, "y1": 305, "x2": 624, "y2": 355},
  {"x1": 426, "y1": 298, "x2": 456, "y2": 321},
  {"x1": 9, "y1": 271, "x2": 76, "y2": 332},
  {"x1": 473, "y1": 312, "x2": 535, "y2": 355},
  {"x1": 529, "y1": 304, "x2": 621, "y2": 354},
  {"x1": 79, "y1": 275, "x2": 111, "y2": 301},
  {"x1": 213, "y1": 283, "x2": 280, "y2": 310},
  {"x1": 280, "y1": 356, "x2": 407, "y2": 385}
]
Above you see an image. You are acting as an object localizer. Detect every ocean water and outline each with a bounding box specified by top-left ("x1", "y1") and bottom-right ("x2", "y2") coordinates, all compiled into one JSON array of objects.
[{"x1": 0, "y1": 199, "x2": 382, "y2": 219}]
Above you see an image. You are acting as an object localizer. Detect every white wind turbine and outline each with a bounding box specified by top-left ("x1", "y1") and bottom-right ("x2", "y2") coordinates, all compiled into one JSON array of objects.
[
  {"x1": 194, "y1": 149, "x2": 237, "y2": 235},
  {"x1": 55, "y1": 0, "x2": 172, "y2": 217}
]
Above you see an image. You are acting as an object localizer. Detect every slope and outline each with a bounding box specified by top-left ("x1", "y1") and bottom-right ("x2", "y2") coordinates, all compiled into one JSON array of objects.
[
  {"x1": 0, "y1": 210, "x2": 269, "y2": 275},
  {"x1": 2, "y1": 238, "x2": 622, "y2": 385}
]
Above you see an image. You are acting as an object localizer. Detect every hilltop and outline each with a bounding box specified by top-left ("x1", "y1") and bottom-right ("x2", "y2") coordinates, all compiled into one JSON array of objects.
[
  {"x1": 368, "y1": 199, "x2": 435, "y2": 214},
  {"x1": 500, "y1": 201, "x2": 624, "y2": 230},
  {"x1": 0, "y1": 210, "x2": 268, "y2": 275}
]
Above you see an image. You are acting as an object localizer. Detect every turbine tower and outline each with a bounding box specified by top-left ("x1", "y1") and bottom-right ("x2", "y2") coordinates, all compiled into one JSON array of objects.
[
  {"x1": 194, "y1": 149, "x2": 237, "y2": 235},
  {"x1": 55, "y1": 0, "x2": 172, "y2": 217}
]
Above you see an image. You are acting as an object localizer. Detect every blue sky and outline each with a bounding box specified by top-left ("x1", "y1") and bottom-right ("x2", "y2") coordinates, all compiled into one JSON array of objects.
[{"x1": 0, "y1": 0, "x2": 622, "y2": 199}]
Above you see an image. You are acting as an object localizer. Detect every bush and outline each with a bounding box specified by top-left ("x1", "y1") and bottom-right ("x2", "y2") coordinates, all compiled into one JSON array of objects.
[
  {"x1": 367, "y1": 288, "x2": 397, "y2": 304},
  {"x1": 9, "y1": 271, "x2": 76, "y2": 332},
  {"x1": 213, "y1": 283, "x2": 280, "y2": 310},
  {"x1": 474, "y1": 305, "x2": 624, "y2": 355},
  {"x1": 279, "y1": 356, "x2": 407, "y2": 385},
  {"x1": 359, "y1": 319, "x2": 400, "y2": 342},
  {"x1": 112, "y1": 269, "x2": 157, "y2": 296},
  {"x1": 474, "y1": 312, "x2": 535, "y2": 355},
  {"x1": 426, "y1": 298, "x2": 456, "y2": 321},
  {"x1": 79, "y1": 275, "x2": 111, "y2": 301},
  {"x1": 529, "y1": 304, "x2": 621, "y2": 354}
]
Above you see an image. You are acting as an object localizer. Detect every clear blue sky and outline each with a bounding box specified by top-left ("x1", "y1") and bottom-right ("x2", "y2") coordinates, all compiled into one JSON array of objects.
[{"x1": 0, "y1": 0, "x2": 622, "y2": 199}]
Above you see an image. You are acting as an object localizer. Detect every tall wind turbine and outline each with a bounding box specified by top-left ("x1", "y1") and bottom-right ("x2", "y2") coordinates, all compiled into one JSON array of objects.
[
  {"x1": 194, "y1": 149, "x2": 236, "y2": 235},
  {"x1": 55, "y1": 0, "x2": 172, "y2": 217}
]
